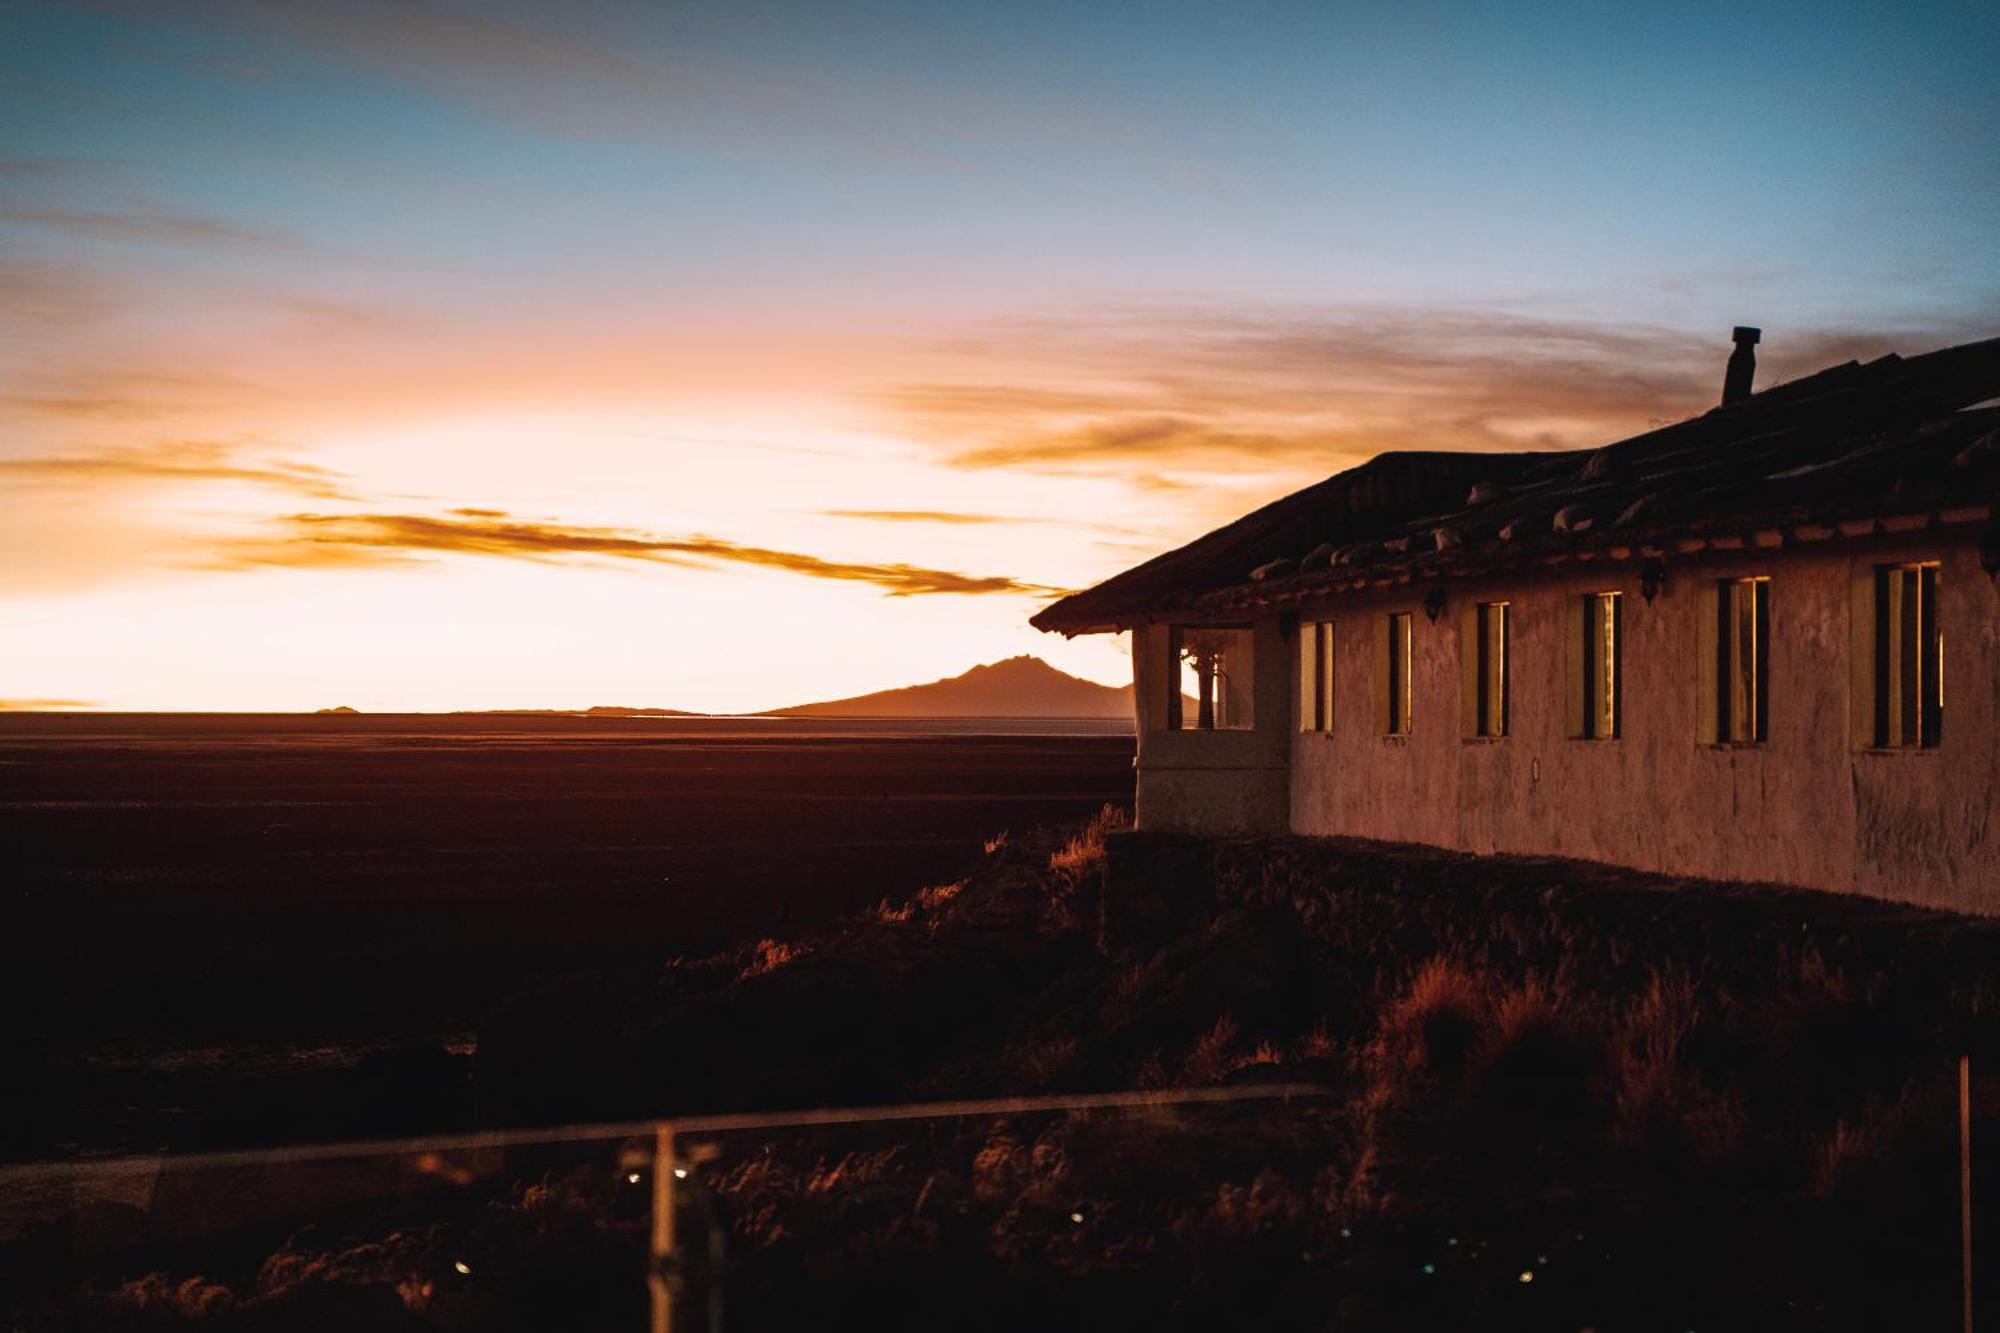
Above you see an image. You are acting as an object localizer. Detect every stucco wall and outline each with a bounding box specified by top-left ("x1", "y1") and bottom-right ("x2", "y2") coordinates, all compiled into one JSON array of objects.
[
  {"x1": 1279, "y1": 537, "x2": 1997, "y2": 914},
  {"x1": 1124, "y1": 536, "x2": 1997, "y2": 914}
]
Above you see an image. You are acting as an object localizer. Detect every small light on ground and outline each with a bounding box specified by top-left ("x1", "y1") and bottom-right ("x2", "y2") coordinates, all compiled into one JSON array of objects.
[
  {"x1": 627, "y1": 1172, "x2": 642, "y2": 1184},
  {"x1": 453, "y1": 1261, "x2": 471, "y2": 1276},
  {"x1": 1069, "y1": 1211, "x2": 1084, "y2": 1224},
  {"x1": 673, "y1": 1167, "x2": 688, "y2": 1179},
  {"x1": 1518, "y1": 1270, "x2": 1534, "y2": 1284},
  {"x1": 1421, "y1": 1262, "x2": 1436, "y2": 1276}
]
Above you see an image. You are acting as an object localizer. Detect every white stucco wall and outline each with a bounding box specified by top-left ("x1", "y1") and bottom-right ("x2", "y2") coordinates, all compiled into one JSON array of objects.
[{"x1": 1131, "y1": 536, "x2": 1999, "y2": 914}]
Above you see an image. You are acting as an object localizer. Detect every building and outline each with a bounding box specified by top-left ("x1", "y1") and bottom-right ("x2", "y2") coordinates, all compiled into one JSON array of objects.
[{"x1": 1033, "y1": 332, "x2": 2000, "y2": 915}]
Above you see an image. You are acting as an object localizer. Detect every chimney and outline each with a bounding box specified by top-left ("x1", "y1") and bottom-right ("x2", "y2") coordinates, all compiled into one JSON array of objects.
[{"x1": 1722, "y1": 325, "x2": 1760, "y2": 405}]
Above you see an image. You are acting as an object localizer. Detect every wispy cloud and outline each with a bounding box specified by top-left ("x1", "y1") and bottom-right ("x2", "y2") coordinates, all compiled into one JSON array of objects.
[
  {"x1": 0, "y1": 207, "x2": 291, "y2": 250},
  {"x1": 213, "y1": 510, "x2": 1067, "y2": 598},
  {"x1": 823, "y1": 509, "x2": 1019, "y2": 525},
  {"x1": 869, "y1": 305, "x2": 1987, "y2": 482},
  {"x1": 2, "y1": 366, "x2": 262, "y2": 420},
  {"x1": 0, "y1": 440, "x2": 352, "y2": 500},
  {"x1": 0, "y1": 698, "x2": 97, "y2": 711},
  {"x1": 0, "y1": 258, "x2": 119, "y2": 327}
]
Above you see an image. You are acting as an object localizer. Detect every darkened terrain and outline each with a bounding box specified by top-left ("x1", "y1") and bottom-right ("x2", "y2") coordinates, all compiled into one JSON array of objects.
[
  {"x1": 0, "y1": 714, "x2": 1132, "y2": 1159},
  {"x1": 7, "y1": 815, "x2": 1996, "y2": 1331}
]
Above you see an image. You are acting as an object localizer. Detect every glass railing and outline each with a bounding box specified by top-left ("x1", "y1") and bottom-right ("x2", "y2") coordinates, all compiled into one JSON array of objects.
[{"x1": 0, "y1": 1083, "x2": 1333, "y2": 1331}]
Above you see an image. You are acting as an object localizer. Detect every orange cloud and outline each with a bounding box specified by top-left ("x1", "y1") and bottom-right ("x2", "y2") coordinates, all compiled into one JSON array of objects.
[
  {"x1": 0, "y1": 440, "x2": 352, "y2": 500},
  {"x1": 213, "y1": 510, "x2": 1068, "y2": 597},
  {"x1": 0, "y1": 698, "x2": 96, "y2": 711}
]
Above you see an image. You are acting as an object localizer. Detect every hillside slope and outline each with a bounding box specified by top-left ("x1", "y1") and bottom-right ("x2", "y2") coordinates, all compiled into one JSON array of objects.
[{"x1": 774, "y1": 655, "x2": 1135, "y2": 718}]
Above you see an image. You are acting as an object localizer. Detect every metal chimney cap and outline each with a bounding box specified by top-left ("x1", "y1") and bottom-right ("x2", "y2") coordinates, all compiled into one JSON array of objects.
[{"x1": 1732, "y1": 325, "x2": 1762, "y2": 345}]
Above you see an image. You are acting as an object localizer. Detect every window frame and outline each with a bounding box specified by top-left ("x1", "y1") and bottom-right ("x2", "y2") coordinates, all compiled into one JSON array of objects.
[
  {"x1": 1383, "y1": 611, "x2": 1414, "y2": 737},
  {"x1": 1570, "y1": 590, "x2": 1622, "y2": 741},
  {"x1": 1864, "y1": 561, "x2": 1942, "y2": 749},
  {"x1": 1166, "y1": 623, "x2": 1256, "y2": 732},
  {"x1": 1461, "y1": 600, "x2": 1510, "y2": 739},
  {"x1": 1709, "y1": 575, "x2": 1770, "y2": 745},
  {"x1": 1299, "y1": 618, "x2": 1335, "y2": 733}
]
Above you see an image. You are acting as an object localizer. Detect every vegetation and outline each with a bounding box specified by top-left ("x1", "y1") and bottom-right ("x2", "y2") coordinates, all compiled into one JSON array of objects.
[{"x1": 8, "y1": 818, "x2": 1997, "y2": 1329}]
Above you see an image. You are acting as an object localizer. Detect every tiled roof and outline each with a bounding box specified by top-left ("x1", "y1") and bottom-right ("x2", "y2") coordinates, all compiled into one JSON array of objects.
[{"x1": 1033, "y1": 335, "x2": 2000, "y2": 633}]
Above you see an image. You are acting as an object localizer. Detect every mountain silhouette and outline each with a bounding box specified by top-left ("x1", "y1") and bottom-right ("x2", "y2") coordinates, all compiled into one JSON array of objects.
[{"x1": 774, "y1": 655, "x2": 1138, "y2": 718}]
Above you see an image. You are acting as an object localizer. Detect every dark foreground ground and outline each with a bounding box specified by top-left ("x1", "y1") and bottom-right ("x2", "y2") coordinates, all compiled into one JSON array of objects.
[
  {"x1": 0, "y1": 713, "x2": 1133, "y2": 1159},
  {"x1": 5, "y1": 821, "x2": 1996, "y2": 1331}
]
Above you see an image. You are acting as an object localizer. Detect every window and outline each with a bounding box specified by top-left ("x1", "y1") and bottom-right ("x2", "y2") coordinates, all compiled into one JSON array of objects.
[
  {"x1": 1382, "y1": 612, "x2": 1413, "y2": 735},
  {"x1": 1567, "y1": 591, "x2": 1622, "y2": 740},
  {"x1": 1866, "y1": 562, "x2": 1942, "y2": 748},
  {"x1": 1460, "y1": 601, "x2": 1509, "y2": 737},
  {"x1": 1299, "y1": 619, "x2": 1334, "y2": 732},
  {"x1": 1711, "y1": 576, "x2": 1769, "y2": 744},
  {"x1": 1169, "y1": 625, "x2": 1254, "y2": 730}
]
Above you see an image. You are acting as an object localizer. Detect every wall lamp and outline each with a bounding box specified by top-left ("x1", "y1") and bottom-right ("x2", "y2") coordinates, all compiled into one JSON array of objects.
[
  {"x1": 1640, "y1": 561, "x2": 1668, "y2": 605},
  {"x1": 1423, "y1": 584, "x2": 1447, "y2": 623}
]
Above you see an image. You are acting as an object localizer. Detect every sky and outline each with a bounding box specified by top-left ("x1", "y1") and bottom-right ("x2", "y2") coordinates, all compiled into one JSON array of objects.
[{"x1": 2, "y1": 0, "x2": 1995, "y2": 712}]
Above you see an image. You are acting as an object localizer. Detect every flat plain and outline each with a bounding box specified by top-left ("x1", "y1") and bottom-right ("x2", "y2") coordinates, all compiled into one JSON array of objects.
[{"x1": 0, "y1": 713, "x2": 1133, "y2": 1157}]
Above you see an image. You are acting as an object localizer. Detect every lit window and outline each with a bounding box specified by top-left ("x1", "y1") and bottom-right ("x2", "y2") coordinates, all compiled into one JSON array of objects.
[
  {"x1": 1460, "y1": 601, "x2": 1509, "y2": 737},
  {"x1": 1713, "y1": 576, "x2": 1769, "y2": 744},
  {"x1": 1169, "y1": 625, "x2": 1254, "y2": 730},
  {"x1": 1299, "y1": 619, "x2": 1334, "y2": 732},
  {"x1": 1573, "y1": 591, "x2": 1621, "y2": 740},
  {"x1": 1383, "y1": 612, "x2": 1413, "y2": 736},
  {"x1": 1870, "y1": 562, "x2": 1941, "y2": 747}
]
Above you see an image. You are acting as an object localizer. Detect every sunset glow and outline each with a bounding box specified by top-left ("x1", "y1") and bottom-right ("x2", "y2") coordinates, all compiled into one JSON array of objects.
[{"x1": 4, "y1": 1, "x2": 1994, "y2": 711}]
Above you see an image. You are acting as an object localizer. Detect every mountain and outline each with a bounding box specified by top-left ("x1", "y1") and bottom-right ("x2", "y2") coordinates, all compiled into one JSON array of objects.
[
  {"x1": 774, "y1": 656, "x2": 1136, "y2": 719},
  {"x1": 457, "y1": 706, "x2": 703, "y2": 717}
]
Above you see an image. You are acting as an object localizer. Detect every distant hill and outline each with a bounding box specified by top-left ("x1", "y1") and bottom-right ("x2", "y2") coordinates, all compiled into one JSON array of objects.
[
  {"x1": 463, "y1": 706, "x2": 703, "y2": 717},
  {"x1": 774, "y1": 656, "x2": 1137, "y2": 719}
]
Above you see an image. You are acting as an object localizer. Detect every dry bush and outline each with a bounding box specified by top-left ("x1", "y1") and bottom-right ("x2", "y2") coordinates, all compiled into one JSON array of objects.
[
  {"x1": 1235, "y1": 1039, "x2": 1284, "y2": 1071},
  {"x1": 1182, "y1": 1012, "x2": 1240, "y2": 1084},
  {"x1": 803, "y1": 1147, "x2": 907, "y2": 1196},
  {"x1": 1806, "y1": 1079, "x2": 1943, "y2": 1198},
  {"x1": 1467, "y1": 981, "x2": 1602, "y2": 1144},
  {"x1": 1173, "y1": 1167, "x2": 1306, "y2": 1253},
  {"x1": 740, "y1": 937, "x2": 807, "y2": 979},
  {"x1": 1298, "y1": 1021, "x2": 1340, "y2": 1063},
  {"x1": 1009, "y1": 1034, "x2": 1082, "y2": 1088},
  {"x1": 103, "y1": 1273, "x2": 237, "y2": 1319},
  {"x1": 1371, "y1": 956, "x2": 1490, "y2": 1094},
  {"x1": 1047, "y1": 803, "x2": 1129, "y2": 896},
  {"x1": 876, "y1": 879, "x2": 964, "y2": 926},
  {"x1": 1608, "y1": 969, "x2": 1746, "y2": 1161}
]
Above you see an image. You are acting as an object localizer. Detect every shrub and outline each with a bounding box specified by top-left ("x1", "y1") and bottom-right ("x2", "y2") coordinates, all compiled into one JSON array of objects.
[
  {"x1": 740, "y1": 937, "x2": 807, "y2": 978},
  {"x1": 1371, "y1": 956, "x2": 1489, "y2": 1093},
  {"x1": 1608, "y1": 969, "x2": 1746, "y2": 1162},
  {"x1": 1182, "y1": 1012, "x2": 1240, "y2": 1084},
  {"x1": 1047, "y1": 804, "x2": 1128, "y2": 897}
]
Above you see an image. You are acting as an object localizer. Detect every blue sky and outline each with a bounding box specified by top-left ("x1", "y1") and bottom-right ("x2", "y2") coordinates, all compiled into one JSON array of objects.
[{"x1": 1, "y1": 0, "x2": 1994, "y2": 708}]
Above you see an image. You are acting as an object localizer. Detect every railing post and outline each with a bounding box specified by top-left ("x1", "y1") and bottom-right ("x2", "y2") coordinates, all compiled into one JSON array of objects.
[
  {"x1": 1962, "y1": 1055, "x2": 1973, "y2": 1333},
  {"x1": 651, "y1": 1123, "x2": 678, "y2": 1333}
]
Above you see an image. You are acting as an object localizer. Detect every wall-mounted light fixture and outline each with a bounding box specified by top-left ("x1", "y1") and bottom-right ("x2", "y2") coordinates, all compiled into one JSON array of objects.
[
  {"x1": 1640, "y1": 561, "x2": 1668, "y2": 605},
  {"x1": 1423, "y1": 584, "x2": 1447, "y2": 623}
]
